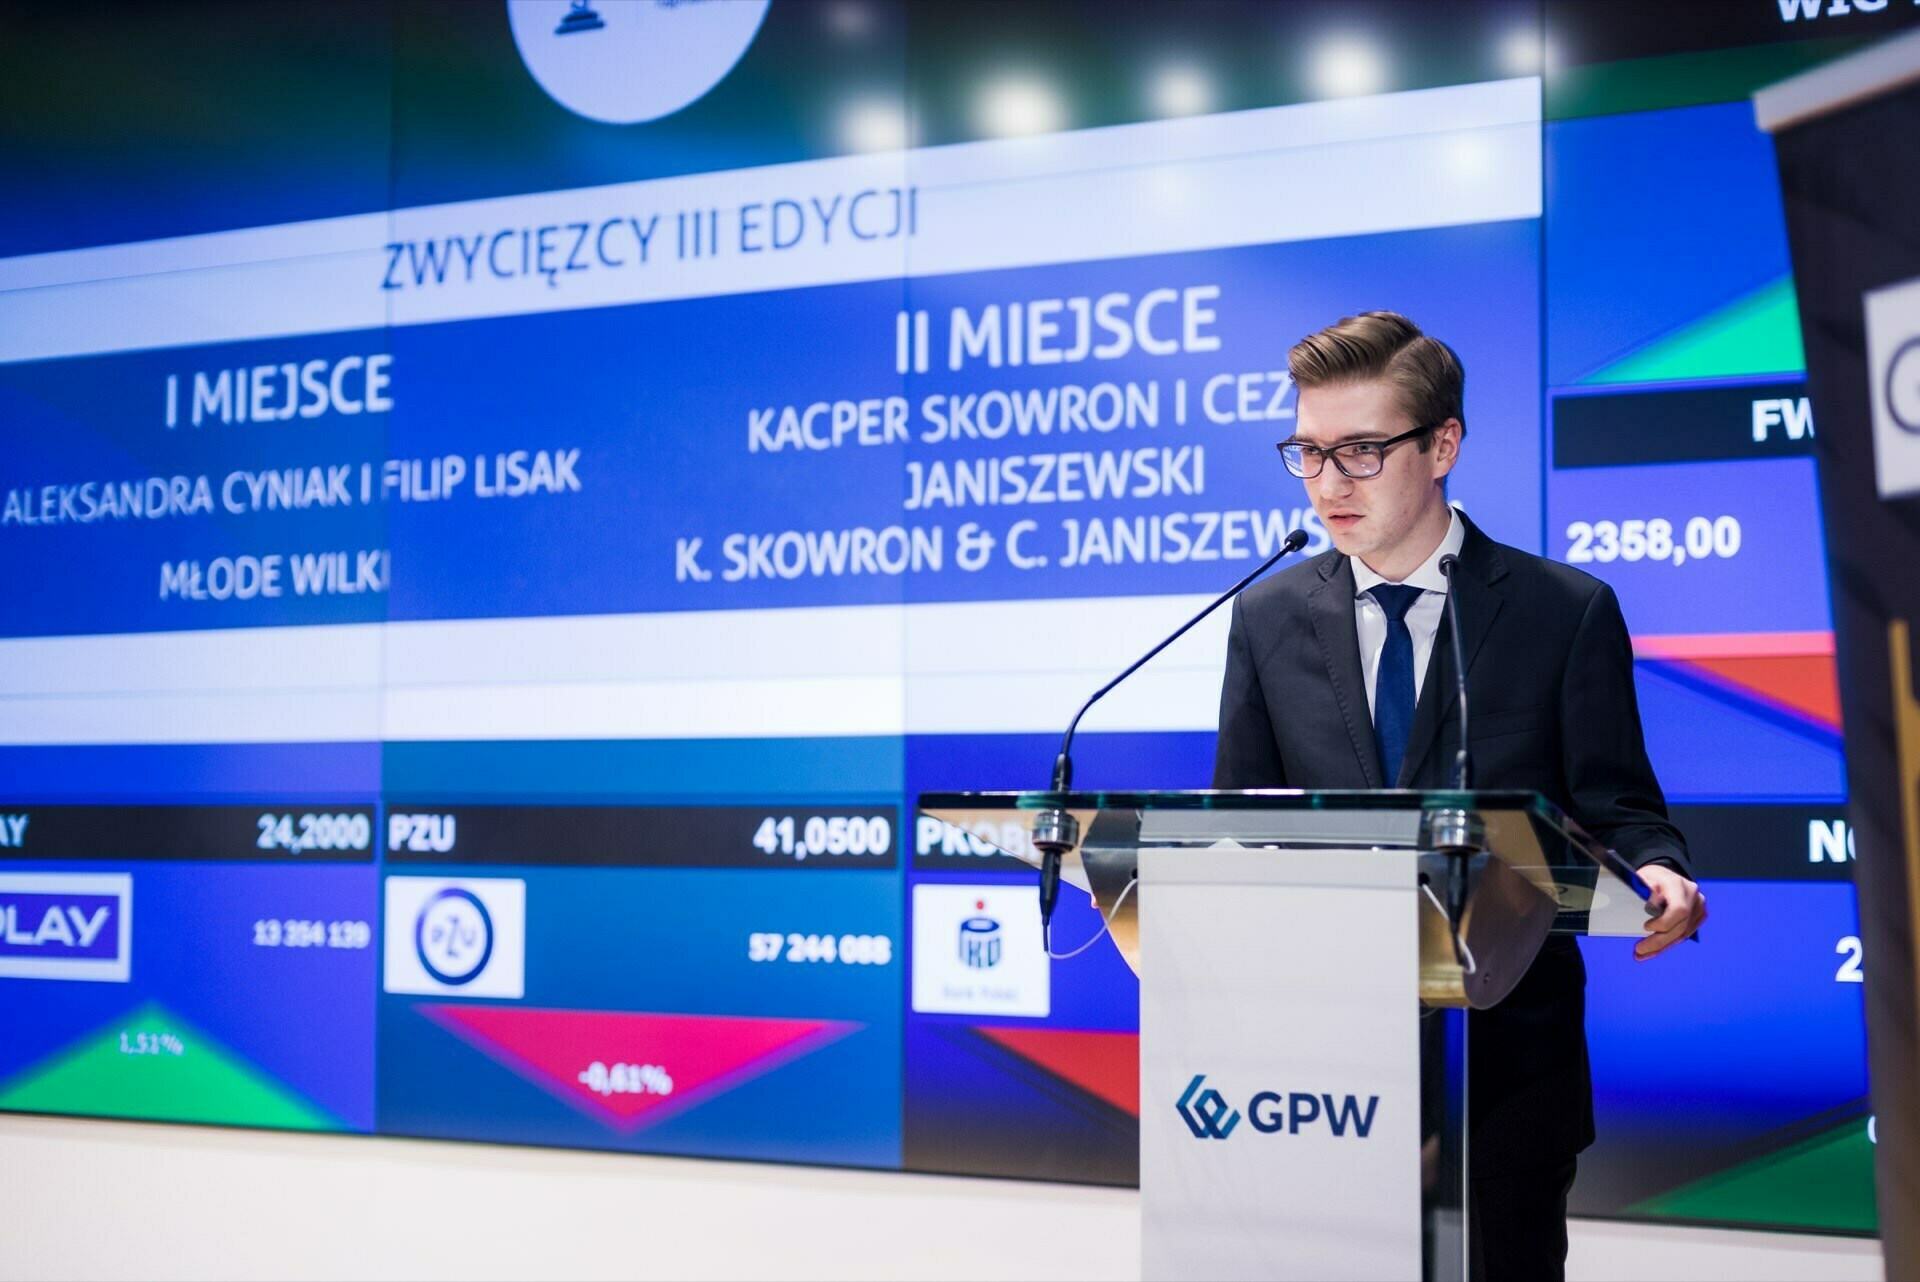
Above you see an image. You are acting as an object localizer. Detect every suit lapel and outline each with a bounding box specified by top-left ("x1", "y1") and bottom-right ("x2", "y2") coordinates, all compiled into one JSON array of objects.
[
  {"x1": 1395, "y1": 516, "x2": 1508, "y2": 787},
  {"x1": 1307, "y1": 554, "x2": 1384, "y2": 788}
]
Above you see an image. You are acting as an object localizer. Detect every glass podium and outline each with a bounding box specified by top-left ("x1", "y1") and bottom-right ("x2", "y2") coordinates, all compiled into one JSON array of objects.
[{"x1": 918, "y1": 789, "x2": 1652, "y2": 1282}]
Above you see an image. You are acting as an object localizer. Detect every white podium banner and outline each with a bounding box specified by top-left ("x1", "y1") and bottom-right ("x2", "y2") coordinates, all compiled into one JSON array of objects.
[{"x1": 1139, "y1": 843, "x2": 1422, "y2": 1281}]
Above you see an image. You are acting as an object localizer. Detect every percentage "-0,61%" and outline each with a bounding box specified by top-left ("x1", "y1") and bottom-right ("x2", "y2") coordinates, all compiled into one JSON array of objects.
[
  {"x1": 1564, "y1": 517, "x2": 1741, "y2": 567},
  {"x1": 578, "y1": 1061, "x2": 674, "y2": 1097}
]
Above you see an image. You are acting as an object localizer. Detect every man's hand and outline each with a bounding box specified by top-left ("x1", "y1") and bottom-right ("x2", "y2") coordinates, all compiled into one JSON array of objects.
[{"x1": 1635, "y1": 864, "x2": 1706, "y2": 960}]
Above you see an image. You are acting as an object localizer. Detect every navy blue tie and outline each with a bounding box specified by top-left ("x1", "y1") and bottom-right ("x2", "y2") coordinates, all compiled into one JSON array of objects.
[{"x1": 1371, "y1": 584, "x2": 1425, "y2": 787}]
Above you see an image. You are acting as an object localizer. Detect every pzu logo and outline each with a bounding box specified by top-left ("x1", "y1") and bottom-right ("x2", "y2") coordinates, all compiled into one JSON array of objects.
[
  {"x1": 1176, "y1": 1074, "x2": 1381, "y2": 1141},
  {"x1": 414, "y1": 888, "x2": 493, "y2": 986},
  {"x1": 383, "y1": 876, "x2": 524, "y2": 999}
]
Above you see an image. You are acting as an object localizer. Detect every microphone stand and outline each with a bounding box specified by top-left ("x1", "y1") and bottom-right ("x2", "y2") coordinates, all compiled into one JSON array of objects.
[
  {"x1": 1432, "y1": 553, "x2": 1479, "y2": 968},
  {"x1": 1033, "y1": 529, "x2": 1311, "y2": 936},
  {"x1": 1437, "y1": 555, "x2": 1472, "y2": 793}
]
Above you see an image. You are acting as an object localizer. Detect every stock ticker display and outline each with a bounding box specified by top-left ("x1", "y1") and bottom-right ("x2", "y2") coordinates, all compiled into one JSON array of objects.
[
  {"x1": 374, "y1": 805, "x2": 902, "y2": 1166},
  {"x1": 0, "y1": 0, "x2": 1893, "y2": 1234},
  {"x1": 0, "y1": 807, "x2": 377, "y2": 1133}
]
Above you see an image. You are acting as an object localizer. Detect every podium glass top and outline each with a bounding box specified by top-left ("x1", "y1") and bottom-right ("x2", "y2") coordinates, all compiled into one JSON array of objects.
[{"x1": 918, "y1": 788, "x2": 1653, "y2": 938}]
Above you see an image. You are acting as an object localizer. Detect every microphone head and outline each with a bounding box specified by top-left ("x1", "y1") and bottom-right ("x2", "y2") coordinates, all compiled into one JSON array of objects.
[
  {"x1": 1284, "y1": 529, "x2": 1310, "y2": 553},
  {"x1": 1439, "y1": 553, "x2": 1459, "y2": 576}
]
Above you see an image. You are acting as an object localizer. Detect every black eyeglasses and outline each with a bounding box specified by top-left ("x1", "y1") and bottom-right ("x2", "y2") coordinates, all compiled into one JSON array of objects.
[{"x1": 1276, "y1": 424, "x2": 1435, "y2": 479}]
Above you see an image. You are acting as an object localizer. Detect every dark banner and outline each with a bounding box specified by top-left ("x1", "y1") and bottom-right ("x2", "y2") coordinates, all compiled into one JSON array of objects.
[
  {"x1": 0, "y1": 804, "x2": 376, "y2": 863},
  {"x1": 1763, "y1": 35, "x2": 1920, "y2": 1273},
  {"x1": 1552, "y1": 381, "x2": 1814, "y2": 468},
  {"x1": 381, "y1": 804, "x2": 899, "y2": 869}
]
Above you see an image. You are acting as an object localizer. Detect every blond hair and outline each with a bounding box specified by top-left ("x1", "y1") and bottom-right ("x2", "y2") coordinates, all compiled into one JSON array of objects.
[{"x1": 1288, "y1": 311, "x2": 1465, "y2": 442}]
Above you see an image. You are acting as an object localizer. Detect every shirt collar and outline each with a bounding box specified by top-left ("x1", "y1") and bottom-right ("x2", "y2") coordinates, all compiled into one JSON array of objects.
[{"x1": 1351, "y1": 506, "x2": 1465, "y2": 599}]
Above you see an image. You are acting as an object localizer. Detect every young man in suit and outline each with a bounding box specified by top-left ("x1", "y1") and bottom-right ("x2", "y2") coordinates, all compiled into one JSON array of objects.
[{"x1": 1213, "y1": 311, "x2": 1708, "y2": 1282}]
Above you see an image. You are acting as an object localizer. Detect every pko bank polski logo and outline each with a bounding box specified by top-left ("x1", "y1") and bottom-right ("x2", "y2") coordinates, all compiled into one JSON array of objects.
[
  {"x1": 911, "y1": 883, "x2": 1048, "y2": 1017},
  {"x1": 0, "y1": 873, "x2": 132, "y2": 982},
  {"x1": 958, "y1": 905, "x2": 1002, "y2": 969},
  {"x1": 1863, "y1": 275, "x2": 1920, "y2": 498},
  {"x1": 1176, "y1": 1074, "x2": 1381, "y2": 1142},
  {"x1": 384, "y1": 877, "x2": 525, "y2": 998},
  {"x1": 508, "y1": 0, "x2": 771, "y2": 125}
]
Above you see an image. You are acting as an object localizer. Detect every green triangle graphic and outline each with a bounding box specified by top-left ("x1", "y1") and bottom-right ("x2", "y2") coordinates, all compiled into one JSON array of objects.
[
  {"x1": 1578, "y1": 276, "x2": 1805, "y2": 387},
  {"x1": 1627, "y1": 1120, "x2": 1877, "y2": 1233},
  {"x1": 0, "y1": 1001, "x2": 339, "y2": 1131},
  {"x1": 1545, "y1": 33, "x2": 1875, "y2": 121}
]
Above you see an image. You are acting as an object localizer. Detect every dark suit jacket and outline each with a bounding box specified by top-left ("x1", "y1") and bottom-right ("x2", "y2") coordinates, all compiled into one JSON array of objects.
[{"x1": 1212, "y1": 511, "x2": 1689, "y2": 1176}]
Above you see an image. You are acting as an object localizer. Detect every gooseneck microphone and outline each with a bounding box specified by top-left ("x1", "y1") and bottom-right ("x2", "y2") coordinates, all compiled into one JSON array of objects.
[
  {"x1": 1437, "y1": 554, "x2": 1472, "y2": 791},
  {"x1": 1034, "y1": 528, "x2": 1311, "y2": 934},
  {"x1": 1436, "y1": 552, "x2": 1475, "y2": 968}
]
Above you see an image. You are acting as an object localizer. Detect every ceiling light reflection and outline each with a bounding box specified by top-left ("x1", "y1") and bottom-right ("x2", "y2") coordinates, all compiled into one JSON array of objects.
[
  {"x1": 1309, "y1": 34, "x2": 1388, "y2": 100},
  {"x1": 1150, "y1": 63, "x2": 1215, "y2": 118},
  {"x1": 976, "y1": 74, "x2": 1068, "y2": 138},
  {"x1": 841, "y1": 96, "x2": 909, "y2": 152}
]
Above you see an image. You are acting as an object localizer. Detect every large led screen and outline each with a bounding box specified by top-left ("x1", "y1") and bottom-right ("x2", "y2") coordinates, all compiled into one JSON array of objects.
[{"x1": 0, "y1": 0, "x2": 1898, "y2": 1237}]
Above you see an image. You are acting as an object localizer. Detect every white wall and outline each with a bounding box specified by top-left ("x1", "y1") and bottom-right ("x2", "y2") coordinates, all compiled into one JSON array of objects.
[{"x1": 0, "y1": 1114, "x2": 1883, "y2": 1282}]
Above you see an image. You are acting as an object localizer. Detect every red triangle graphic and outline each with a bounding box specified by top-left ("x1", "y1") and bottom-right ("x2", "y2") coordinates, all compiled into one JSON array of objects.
[
  {"x1": 975, "y1": 1027, "x2": 1139, "y2": 1117},
  {"x1": 421, "y1": 1006, "x2": 857, "y2": 1133},
  {"x1": 1673, "y1": 654, "x2": 1841, "y2": 729}
]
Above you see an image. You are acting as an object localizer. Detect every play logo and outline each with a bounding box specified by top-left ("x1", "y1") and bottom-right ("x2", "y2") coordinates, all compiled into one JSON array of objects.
[{"x1": 0, "y1": 873, "x2": 133, "y2": 982}]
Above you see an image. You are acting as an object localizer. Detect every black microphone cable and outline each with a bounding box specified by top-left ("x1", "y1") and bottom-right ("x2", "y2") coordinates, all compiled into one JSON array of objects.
[
  {"x1": 1437, "y1": 553, "x2": 1472, "y2": 793},
  {"x1": 1437, "y1": 552, "x2": 1474, "y2": 968}
]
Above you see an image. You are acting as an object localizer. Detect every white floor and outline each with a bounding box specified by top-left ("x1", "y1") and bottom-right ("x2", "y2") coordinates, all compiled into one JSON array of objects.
[{"x1": 0, "y1": 1114, "x2": 1884, "y2": 1281}]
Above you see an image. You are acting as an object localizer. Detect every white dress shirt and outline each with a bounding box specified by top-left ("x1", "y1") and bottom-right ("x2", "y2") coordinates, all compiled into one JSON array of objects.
[{"x1": 1351, "y1": 507, "x2": 1466, "y2": 718}]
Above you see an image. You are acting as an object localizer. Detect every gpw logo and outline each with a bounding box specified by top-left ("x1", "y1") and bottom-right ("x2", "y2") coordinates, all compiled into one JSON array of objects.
[
  {"x1": 1176, "y1": 1074, "x2": 1242, "y2": 1139},
  {"x1": 1176, "y1": 1074, "x2": 1383, "y2": 1141}
]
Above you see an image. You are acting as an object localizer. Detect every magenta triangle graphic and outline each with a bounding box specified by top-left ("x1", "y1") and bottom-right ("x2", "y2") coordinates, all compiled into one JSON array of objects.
[{"x1": 420, "y1": 1005, "x2": 858, "y2": 1133}]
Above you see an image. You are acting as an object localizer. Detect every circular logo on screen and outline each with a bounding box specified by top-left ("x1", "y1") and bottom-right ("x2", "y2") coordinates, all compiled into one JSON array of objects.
[
  {"x1": 1884, "y1": 337, "x2": 1920, "y2": 435},
  {"x1": 508, "y1": 0, "x2": 770, "y2": 125},
  {"x1": 414, "y1": 887, "x2": 495, "y2": 986}
]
